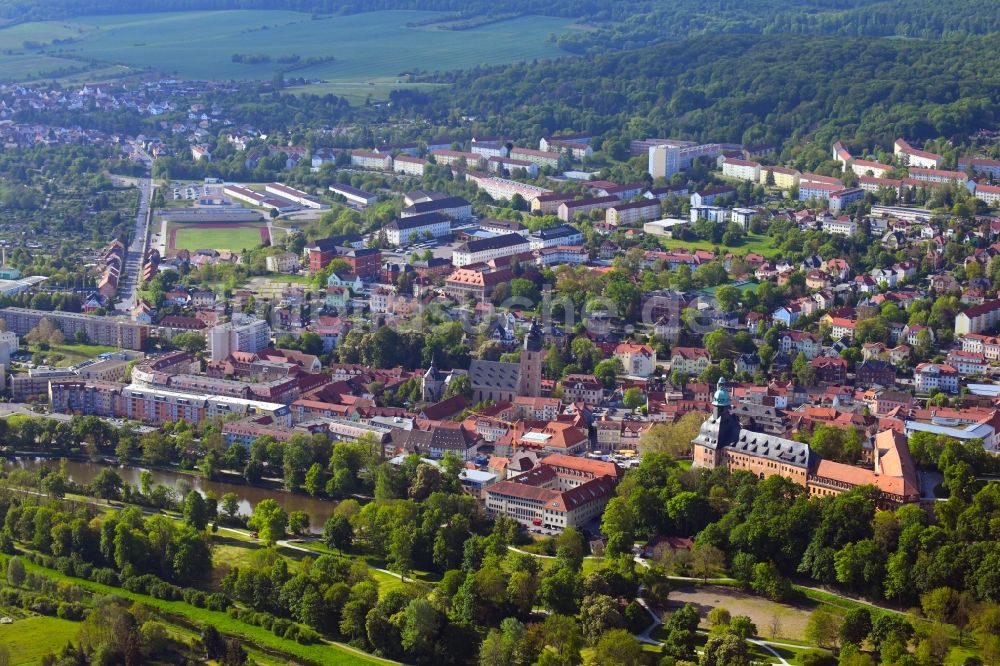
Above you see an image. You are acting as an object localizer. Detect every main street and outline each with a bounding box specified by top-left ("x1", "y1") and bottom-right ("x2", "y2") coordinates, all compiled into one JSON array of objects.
[{"x1": 115, "y1": 144, "x2": 154, "y2": 313}]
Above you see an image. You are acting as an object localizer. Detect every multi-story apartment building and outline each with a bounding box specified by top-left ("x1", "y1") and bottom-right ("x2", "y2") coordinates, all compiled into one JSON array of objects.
[
  {"x1": 452, "y1": 233, "x2": 531, "y2": 268},
  {"x1": 393, "y1": 155, "x2": 429, "y2": 176},
  {"x1": 208, "y1": 317, "x2": 270, "y2": 362},
  {"x1": 721, "y1": 157, "x2": 760, "y2": 182},
  {"x1": 384, "y1": 212, "x2": 452, "y2": 246},
  {"x1": 400, "y1": 196, "x2": 472, "y2": 220},
  {"x1": 617, "y1": 342, "x2": 658, "y2": 378},
  {"x1": 0, "y1": 308, "x2": 148, "y2": 350},
  {"x1": 557, "y1": 196, "x2": 619, "y2": 222},
  {"x1": 955, "y1": 300, "x2": 1000, "y2": 336},
  {"x1": 509, "y1": 147, "x2": 561, "y2": 169},
  {"x1": 561, "y1": 374, "x2": 603, "y2": 405},
  {"x1": 527, "y1": 224, "x2": 584, "y2": 250},
  {"x1": 893, "y1": 139, "x2": 942, "y2": 168},
  {"x1": 958, "y1": 157, "x2": 1000, "y2": 179},
  {"x1": 606, "y1": 199, "x2": 661, "y2": 227},
  {"x1": 914, "y1": 363, "x2": 960, "y2": 394},
  {"x1": 350, "y1": 150, "x2": 392, "y2": 170},
  {"x1": 487, "y1": 157, "x2": 538, "y2": 177},
  {"x1": 430, "y1": 149, "x2": 484, "y2": 168}
]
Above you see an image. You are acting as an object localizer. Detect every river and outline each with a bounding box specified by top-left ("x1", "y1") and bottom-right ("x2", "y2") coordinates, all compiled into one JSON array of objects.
[{"x1": 5, "y1": 458, "x2": 338, "y2": 531}]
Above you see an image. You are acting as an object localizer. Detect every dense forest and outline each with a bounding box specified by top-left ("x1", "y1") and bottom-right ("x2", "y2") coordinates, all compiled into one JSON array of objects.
[{"x1": 387, "y1": 32, "x2": 1000, "y2": 161}]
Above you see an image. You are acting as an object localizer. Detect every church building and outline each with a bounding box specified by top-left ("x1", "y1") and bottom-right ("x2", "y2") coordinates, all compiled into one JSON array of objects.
[{"x1": 468, "y1": 320, "x2": 545, "y2": 403}]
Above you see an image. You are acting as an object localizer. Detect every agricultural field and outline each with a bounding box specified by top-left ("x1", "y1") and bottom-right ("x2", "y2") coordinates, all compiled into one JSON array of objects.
[
  {"x1": 168, "y1": 222, "x2": 269, "y2": 254},
  {"x1": 0, "y1": 10, "x2": 577, "y2": 94}
]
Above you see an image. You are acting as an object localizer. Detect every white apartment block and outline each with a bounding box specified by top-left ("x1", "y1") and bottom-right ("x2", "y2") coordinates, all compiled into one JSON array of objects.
[
  {"x1": 893, "y1": 139, "x2": 942, "y2": 169},
  {"x1": 452, "y1": 233, "x2": 531, "y2": 268},
  {"x1": 208, "y1": 317, "x2": 270, "y2": 362},
  {"x1": 350, "y1": 151, "x2": 392, "y2": 170},
  {"x1": 384, "y1": 212, "x2": 451, "y2": 246},
  {"x1": 721, "y1": 157, "x2": 760, "y2": 182},
  {"x1": 393, "y1": 155, "x2": 429, "y2": 176}
]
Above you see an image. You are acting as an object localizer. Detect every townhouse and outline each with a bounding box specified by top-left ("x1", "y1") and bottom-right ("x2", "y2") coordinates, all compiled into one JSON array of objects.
[
  {"x1": 668, "y1": 346, "x2": 709, "y2": 377},
  {"x1": 616, "y1": 342, "x2": 658, "y2": 378}
]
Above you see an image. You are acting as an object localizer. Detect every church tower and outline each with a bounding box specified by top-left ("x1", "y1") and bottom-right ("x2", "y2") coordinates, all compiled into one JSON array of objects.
[
  {"x1": 421, "y1": 359, "x2": 444, "y2": 403},
  {"x1": 692, "y1": 378, "x2": 740, "y2": 468},
  {"x1": 518, "y1": 320, "x2": 544, "y2": 397}
]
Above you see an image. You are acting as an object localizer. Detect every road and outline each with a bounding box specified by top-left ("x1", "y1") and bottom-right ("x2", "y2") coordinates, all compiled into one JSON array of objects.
[{"x1": 116, "y1": 175, "x2": 153, "y2": 313}]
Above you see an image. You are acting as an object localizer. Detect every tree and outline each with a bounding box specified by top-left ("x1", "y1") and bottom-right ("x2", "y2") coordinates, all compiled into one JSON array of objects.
[
  {"x1": 220, "y1": 492, "x2": 241, "y2": 521},
  {"x1": 324, "y1": 513, "x2": 353, "y2": 553},
  {"x1": 600, "y1": 497, "x2": 636, "y2": 557},
  {"x1": 839, "y1": 607, "x2": 872, "y2": 647},
  {"x1": 90, "y1": 468, "x2": 123, "y2": 502},
  {"x1": 444, "y1": 373, "x2": 473, "y2": 400},
  {"x1": 183, "y1": 490, "x2": 209, "y2": 531},
  {"x1": 248, "y1": 499, "x2": 287, "y2": 545},
  {"x1": 288, "y1": 511, "x2": 310, "y2": 535},
  {"x1": 304, "y1": 462, "x2": 325, "y2": 497},
  {"x1": 805, "y1": 609, "x2": 841, "y2": 650},
  {"x1": 691, "y1": 543, "x2": 726, "y2": 581},
  {"x1": 751, "y1": 561, "x2": 792, "y2": 601},
  {"x1": 622, "y1": 387, "x2": 644, "y2": 409},
  {"x1": 580, "y1": 594, "x2": 624, "y2": 644},
  {"x1": 637, "y1": 411, "x2": 706, "y2": 457},
  {"x1": 700, "y1": 632, "x2": 749, "y2": 666},
  {"x1": 6, "y1": 556, "x2": 24, "y2": 587},
  {"x1": 172, "y1": 331, "x2": 206, "y2": 353},
  {"x1": 708, "y1": 607, "x2": 732, "y2": 628},
  {"x1": 661, "y1": 603, "x2": 700, "y2": 661},
  {"x1": 585, "y1": 629, "x2": 642, "y2": 666}
]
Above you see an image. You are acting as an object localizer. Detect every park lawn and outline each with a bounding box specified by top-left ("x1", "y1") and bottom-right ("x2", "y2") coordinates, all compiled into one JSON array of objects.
[
  {"x1": 172, "y1": 226, "x2": 265, "y2": 253},
  {"x1": 0, "y1": 10, "x2": 576, "y2": 94},
  {"x1": 31, "y1": 342, "x2": 118, "y2": 367},
  {"x1": 13, "y1": 557, "x2": 395, "y2": 666},
  {"x1": 659, "y1": 233, "x2": 779, "y2": 258},
  {"x1": 0, "y1": 615, "x2": 81, "y2": 665}
]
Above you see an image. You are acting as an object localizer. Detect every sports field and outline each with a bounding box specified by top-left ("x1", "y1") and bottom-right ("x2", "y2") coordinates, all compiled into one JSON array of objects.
[
  {"x1": 0, "y1": 10, "x2": 577, "y2": 94},
  {"x1": 169, "y1": 223, "x2": 268, "y2": 254}
]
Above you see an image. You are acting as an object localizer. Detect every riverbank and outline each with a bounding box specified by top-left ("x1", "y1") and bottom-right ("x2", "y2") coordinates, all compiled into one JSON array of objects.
[{"x1": 4, "y1": 456, "x2": 342, "y2": 531}]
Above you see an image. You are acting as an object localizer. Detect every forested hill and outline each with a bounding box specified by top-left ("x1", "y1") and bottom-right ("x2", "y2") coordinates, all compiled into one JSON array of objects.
[
  {"x1": 389, "y1": 33, "x2": 1000, "y2": 162},
  {"x1": 4, "y1": 0, "x2": 1000, "y2": 51}
]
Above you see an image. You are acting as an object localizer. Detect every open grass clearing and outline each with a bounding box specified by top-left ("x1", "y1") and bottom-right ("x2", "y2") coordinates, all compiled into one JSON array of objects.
[
  {"x1": 13, "y1": 556, "x2": 395, "y2": 666},
  {"x1": 659, "y1": 233, "x2": 779, "y2": 258},
  {"x1": 0, "y1": 615, "x2": 81, "y2": 665},
  {"x1": 29, "y1": 342, "x2": 119, "y2": 367},
  {"x1": 666, "y1": 584, "x2": 815, "y2": 641}
]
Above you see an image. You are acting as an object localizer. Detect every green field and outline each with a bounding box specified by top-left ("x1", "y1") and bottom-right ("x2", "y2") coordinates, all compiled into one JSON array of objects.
[
  {"x1": 0, "y1": 615, "x2": 81, "y2": 665},
  {"x1": 30, "y1": 342, "x2": 119, "y2": 367},
  {"x1": 0, "y1": 10, "x2": 576, "y2": 93},
  {"x1": 660, "y1": 232, "x2": 780, "y2": 258},
  {"x1": 172, "y1": 225, "x2": 266, "y2": 253}
]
